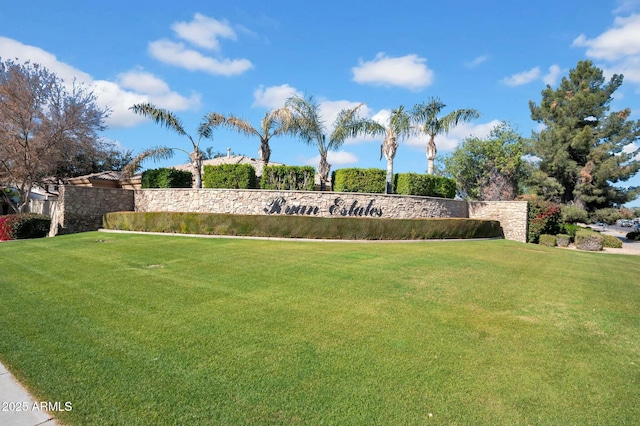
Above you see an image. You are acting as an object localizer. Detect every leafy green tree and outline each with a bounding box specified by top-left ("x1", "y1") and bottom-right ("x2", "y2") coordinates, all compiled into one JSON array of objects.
[
  {"x1": 284, "y1": 95, "x2": 383, "y2": 190},
  {"x1": 411, "y1": 97, "x2": 480, "y2": 175},
  {"x1": 443, "y1": 122, "x2": 526, "y2": 200},
  {"x1": 124, "y1": 103, "x2": 225, "y2": 188},
  {"x1": 528, "y1": 60, "x2": 640, "y2": 211},
  {"x1": 222, "y1": 109, "x2": 292, "y2": 166}
]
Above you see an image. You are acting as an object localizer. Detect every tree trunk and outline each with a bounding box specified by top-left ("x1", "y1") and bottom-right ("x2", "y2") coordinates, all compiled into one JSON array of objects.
[
  {"x1": 426, "y1": 135, "x2": 437, "y2": 175},
  {"x1": 318, "y1": 154, "x2": 330, "y2": 191},
  {"x1": 382, "y1": 136, "x2": 397, "y2": 194},
  {"x1": 190, "y1": 150, "x2": 203, "y2": 188},
  {"x1": 259, "y1": 139, "x2": 271, "y2": 165}
]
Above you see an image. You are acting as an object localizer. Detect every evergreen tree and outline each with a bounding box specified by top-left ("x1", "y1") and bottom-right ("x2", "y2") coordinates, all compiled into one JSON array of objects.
[{"x1": 528, "y1": 60, "x2": 640, "y2": 211}]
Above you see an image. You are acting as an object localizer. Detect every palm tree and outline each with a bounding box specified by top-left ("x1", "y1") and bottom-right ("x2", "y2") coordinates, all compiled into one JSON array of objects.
[
  {"x1": 378, "y1": 106, "x2": 412, "y2": 193},
  {"x1": 412, "y1": 98, "x2": 480, "y2": 174},
  {"x1": 221, "y1": 109, "x2": 292, "y2": 167},
  {"x1": 284, "y1": 95, "x2": 383, "y2": 190},
  {"x1": 124, "y1": 103, "x2": 225, "y2": 188}
]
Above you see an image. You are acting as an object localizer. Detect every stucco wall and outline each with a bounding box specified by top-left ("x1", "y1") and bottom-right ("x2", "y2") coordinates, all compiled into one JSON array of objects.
[{"x1": 53, "y1": 186, "x2": 529, "y2": 242}]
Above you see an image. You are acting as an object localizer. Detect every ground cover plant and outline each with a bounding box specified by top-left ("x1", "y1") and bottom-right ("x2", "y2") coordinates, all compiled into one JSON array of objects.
[{"x1": 1, "y1": 233, "x2": 639, "y2": 425}]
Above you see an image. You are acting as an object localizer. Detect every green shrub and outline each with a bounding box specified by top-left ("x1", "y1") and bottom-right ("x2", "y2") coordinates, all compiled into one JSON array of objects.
[
  {"x1": 332, "y1": 168, "x2": 386, "y2": 193},
  {"x1": 141, "y1": 168, "x2": 193, "y2": 188},
  {"x1": 394, "y1": 173, "x2": 456, "y2": 198},
  {"x1": 626, "y1": 231, "x2": 640, "y2": 241},
  {"x1": 560, "y1": 223, "x2": 580, "y2": 239},
  {"x1": 527, "y1": 198, "x2": 562, "y2": 243},
  {"x1": 0, "y1": 213, "x2": 50, "y2": 240},
  {"x1": 556, "y1": 234, "x2": 571, "y2": 247},
  {"x1": 603, "y1": 234, "x2": 623, "y2": 248},
  {"x1": 260, "y1": 165, "x2": 315, "y2": 190},
  {"x1": 538, "y1": 234, "x2": 557, "y2": 247},
  {"x1": 574, "y1": 229, "x2": 604, "y2": 251},
  {"x1": 561, "y1": 205, "x2": 589, "y2": 224},
  {"x1": 103, "y1": 212, "x2": 502, "y2": 241},
  {"x1": 203, "y1": 164, "x2": 256, "y2": 189}
]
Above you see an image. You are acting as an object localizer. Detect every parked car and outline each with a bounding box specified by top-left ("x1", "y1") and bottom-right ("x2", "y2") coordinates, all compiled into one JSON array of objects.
[{"x1": 621, "y1": 219, "x2": 633, "y2": 227}]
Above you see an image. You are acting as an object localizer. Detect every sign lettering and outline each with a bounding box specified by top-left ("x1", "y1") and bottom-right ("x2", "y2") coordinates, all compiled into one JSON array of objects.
[{"x1": 264, "y1": 196, "x2": 382, "y2": 217}]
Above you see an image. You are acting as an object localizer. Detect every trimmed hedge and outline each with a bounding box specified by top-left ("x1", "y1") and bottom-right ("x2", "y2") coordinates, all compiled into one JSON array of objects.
[
  {"x1": 203, "y1": 164, "x2": 256, "y2": 189},
  {"x1": 332, "y1": 168, "x2": 386, "y2": 193},
  {"x1": 538, "y1": 234, "x2": 557, "y2": 247},
  {"x1": 103, "y1": 212, "x2": 502, "y2": 241},
  {"x1": 0, "y1": 213, "x2": 51, "y2": 241},
  {"x1": 603, "y1": 234, "x2": 623, "y2": 248},
  {"x1": 261, "y1": 165, "x2": 315, "y2": 190},
  {"x1": 556, "y1": 234, "x2": 571, "y2": 247},
  {"x1": 142, "y1": 168, "x2": 193, "y2": 188},
  {"x1": 394, "y1": 173, "x2": 456, "y2": 198},
  {"x1": 575, "y1": 229, "x2": 604, "y2": 251}
]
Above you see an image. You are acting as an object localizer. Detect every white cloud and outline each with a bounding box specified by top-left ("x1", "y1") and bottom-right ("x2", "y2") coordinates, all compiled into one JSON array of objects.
[
  {"x1": 306, "y1": 151, "x2": 359, "y2": 166},
  {"x1": 320, "y1": 99, "x2": 372, "y2": 128},
  {"x1": 0, "y1": 37, "x2": 200, "y2": 128},
  {"x1": 252, "y1": 84, "x2": 301, "y2": 109},
  {"x1": 604, "y1": 55, "x2": 640, "y2": 85},
  {"x1": 614, "y1": 0, "x2": 640, "y2": 14},
  {"x1": 352, "y1": 52, "x2": 434, "y2": 90},
  {"x1": 572, "y1": 14, "x2": 640, "y2": 61},
  {"x1": 501, "y1": 67, "x2": 541, "y2": 86},
  {"x1": 171, "y1": 13, "x2": 236, "y2": 50},
  {"x1": 0, "y1": 36, "x2": 92, "y2": 84},
  {"x1": 464, "y1": 55, "x2": 489, "y2": 68},
  {"x1": 543, "y1": 64, "x2": 562, "y2": 86},
  {"x1": 117, "y1": 69, "x2": 171, "y2": 95},
  {"x1": 405, "y1": 120, "x2": 501, "y2": 152},
  {"x1": 148, "y1": 39, "x2": 253, "y2": 76}
]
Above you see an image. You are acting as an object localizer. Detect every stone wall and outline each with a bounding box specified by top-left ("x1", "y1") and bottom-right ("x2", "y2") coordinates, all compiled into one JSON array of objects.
[
  {"x1": 469, "y1": 201, "x2": 528, "y2": 242},
  {"x1": 53, "y1": 186, "x2": 134, "y2": 235},
  {"x1": 133, "y1": 189, "x2": 470, "y2": 219},
  {"x1": 53, "y1": 186, "x2": 529, "y2": 242}
]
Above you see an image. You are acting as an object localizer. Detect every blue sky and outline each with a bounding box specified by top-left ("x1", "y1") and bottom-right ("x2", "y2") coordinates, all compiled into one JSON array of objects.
[{"x1": 2, "y1": 1, "x2": 640, "y2": 205}]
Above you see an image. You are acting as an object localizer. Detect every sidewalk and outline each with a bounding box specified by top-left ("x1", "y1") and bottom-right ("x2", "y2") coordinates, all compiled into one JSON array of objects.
[{"x1": 0, "y1": 361, "x2": 58, "y2": 425}]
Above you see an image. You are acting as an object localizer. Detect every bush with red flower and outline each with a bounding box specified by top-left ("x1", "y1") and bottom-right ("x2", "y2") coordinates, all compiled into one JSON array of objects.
[{"x1": 0, "y1": 214, "x2": 51, "y2": 241}]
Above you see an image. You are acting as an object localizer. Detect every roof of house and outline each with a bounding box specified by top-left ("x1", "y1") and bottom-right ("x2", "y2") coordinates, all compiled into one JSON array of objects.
[{"x1": 172, "y1": 155, "x2": 283, "y2": 177}]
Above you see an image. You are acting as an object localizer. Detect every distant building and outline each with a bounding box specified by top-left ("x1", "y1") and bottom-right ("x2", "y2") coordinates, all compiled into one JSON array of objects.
[{"x1": 171, "y1": 153, "x2": 283, "y2": 180}]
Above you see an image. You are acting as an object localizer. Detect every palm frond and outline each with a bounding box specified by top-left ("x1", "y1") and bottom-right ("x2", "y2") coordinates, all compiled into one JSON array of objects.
[
  {"x1": 122, "y1": 146, "x2": 175, "y2": 177},
  {"x1": 130, "y1": 103, "x2": 187, "y2": 136},
  {"x1": 389, "y1": 106, "x2": 412, "y2": 139},
  {"x1": 199, "y1": 112, "x2": 227, "y2": 140},
  {"x1": 439, "y1": 109, "x2": 481, "y2": 133},
  {"x1": 284, "y1": 95, "x2": 325, "y2": 146},
  {"x1": 329, "y1": 103, "x2": 384, "y2": 148},
  {"x1": 268, "y1": 108, "x2": 295, "y2": 136},
  {"x1": 224, "y1": 115, "x2": 260, "y2": 138}
]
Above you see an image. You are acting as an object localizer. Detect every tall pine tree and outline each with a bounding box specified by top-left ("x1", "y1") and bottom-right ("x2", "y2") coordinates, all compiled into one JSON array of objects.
[{"x1": 528, "y1": 60, "x2": 640, "y2": 211}]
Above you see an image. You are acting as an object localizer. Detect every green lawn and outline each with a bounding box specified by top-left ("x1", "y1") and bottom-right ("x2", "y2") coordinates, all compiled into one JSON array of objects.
[{"x1": 1, "y1": 232, "x2": 639, "y2": 425}]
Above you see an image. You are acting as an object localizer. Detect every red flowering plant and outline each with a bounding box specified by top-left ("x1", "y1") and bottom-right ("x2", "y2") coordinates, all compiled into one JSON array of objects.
[
  {"x1": 0, "y1": 215, "x2": 16, "y2": 241},
  {"x1": 527, "y1": 199, "x2": 562, "y2": 243}
]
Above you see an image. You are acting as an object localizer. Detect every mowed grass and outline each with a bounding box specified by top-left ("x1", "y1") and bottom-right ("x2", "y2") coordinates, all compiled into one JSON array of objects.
[{"x1": 1, "y1": 232, "x2": 639, "y2": 425}]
